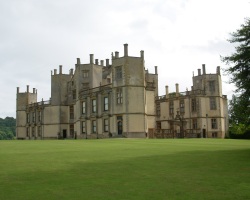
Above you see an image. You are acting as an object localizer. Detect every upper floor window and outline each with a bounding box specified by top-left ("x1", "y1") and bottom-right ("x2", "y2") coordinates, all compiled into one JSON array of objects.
[
  {"x1": 116, "y1": 66, "x2": 122, "y2": 80},
  {"x1": 210, "y1": 97, "x2": 217, "y2": 110},
  {"x1": 27, "y1": 113, "x2": 30, "y2": 123},
  {"x1": 32, "y1": 112, "x2": 36, "y2": 123},
  {"x1": 180, "y1": 100, "x2": 185, "y2": 113},
  {"x1": 211, "y1": 118, "x2": 217, "y2": 129},
  {"x1": 191, "y1": 99, "x2": 197, "y2": 112},
  {"x1": 169, "y1": 101, "x2": 174, "y2": 114},
  {"x1": 73, "y1": 90, "x2": 76, "y2": 100},
  {"x1": 117, "y1": 88, "x2": 123, "y2": 104},
  {"x1": 82, "y1": 70, "x2": 89, "y2": 78},
  {"x1": 156, "y1": 104, "x2": 161, "y2": 116},
  {"x1": 70, "y1": 106, "x2": 74, "y2": 119},
  {"x1": 82, "y1": 101, "x2": 86, "y2": 114},
  {"x1": 104, "y1": 97, "x2": 109, "y2": 111},
  {"x1": 209, "y1": 81, "x2": 215, "y2": 92},
  {"x1": 38, "y1": 111, "x2": 41, "y2": 122},
  {"x1": 92, "y1": 99, "x2": 97, "y2": 113}
]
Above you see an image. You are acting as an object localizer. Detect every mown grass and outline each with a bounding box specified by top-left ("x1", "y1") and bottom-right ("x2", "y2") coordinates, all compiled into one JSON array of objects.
[{"x1": 0, "y1": 139, "x2": 250, "y2": 200}]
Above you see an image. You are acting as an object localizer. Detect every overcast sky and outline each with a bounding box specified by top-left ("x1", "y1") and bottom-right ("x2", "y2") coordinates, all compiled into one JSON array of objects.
[{"x1": 0, "y1": 0, "x2": 249, "y2": 118}]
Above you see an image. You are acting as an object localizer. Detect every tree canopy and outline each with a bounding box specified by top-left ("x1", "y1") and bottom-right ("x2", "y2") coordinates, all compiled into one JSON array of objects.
[
  {"x1": 221, "y1": 18, "x2": 250, "y2": 138},
  {"x1": 0, "y1": 117, "x2": 16, "y2": 140}
]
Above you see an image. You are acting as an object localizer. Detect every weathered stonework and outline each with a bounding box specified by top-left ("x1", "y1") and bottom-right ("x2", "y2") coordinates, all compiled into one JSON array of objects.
[{"x1": 16, "y1": 44, "x2": 228, "y2": 139}]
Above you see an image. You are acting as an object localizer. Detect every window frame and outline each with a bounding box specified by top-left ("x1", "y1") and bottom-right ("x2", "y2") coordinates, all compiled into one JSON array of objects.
[
  {"x1": 104, "y1": 97, "x2": 109, "y2": 111},
  {"x1": 211, "y1": 118, "x2": 217, "y2": 129},
  {"x1": 92, "y1": 120, "x2": 97, "y2": 133},
  {"x1": 92, "y1": 99, "x2": 97, "y2": 113},
  {"x1": 104, "y1": 119, "x2": 109, "y2": 132},
  {"x1": 117, "y1": 88, "x2": 123, "y2": 104},
  {"x1": 210, "y1": 97, "x2": 217, "y2": 110}
]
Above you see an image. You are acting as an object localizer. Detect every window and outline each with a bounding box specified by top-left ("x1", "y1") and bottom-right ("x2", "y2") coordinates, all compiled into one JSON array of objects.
[
  {"x1": 38, "y1": 126, "x2": 41, "y2": 137},
  {"x1": 156, "y1": 122, "x2": 161, "y2": 130},
  {"x1": 212, "y1": 132, "x2": 217, "y2": 138},
  {"x1": 117, "y1": 88, "x2": 123, "y2": 104},
  {"x1": 180, "y1": 100, "x2": 185, "y2": 113},
  {"x1": 104, "y1": 97, "x2": 109, "y2": 111},
  {"x1": 70, "y1": 106, "x2": 74, "y2": 119},
  {"x1": 32, "y1": 112, "x2": 36, "y2": 123},
  {"x1": 211, "y1": 118, "x2": 217, "y2": 129},
  {"x1": 210, "y1": 97, "x2": 217, "y2": 110},
  {"x1": 82, "y1": 70, "x2": 89, "y2": 78},
  {"x1": 82, "y1": 83, "x2": 89, "y2": 89},
  {"x1": 73, "y1": 90, "x2": 76, "y2": 100},
  {"x1": 209, "y1": 81, "x2": 215, "y2": 92},
  {"x1": 192, "y1": 119, "x2": 198, "y2": 129},
  {"x1": 26, "y1": 127, "x2": 29, "y2": 137},
  {"x1": 82, "y1": 102, "x2": 86, "y2": 114},
  {"x1": 27, "y1": 113, "x2": 30, "y2": 123},
  {"x1": 32, "y1": 127, "x2": 35, "y2": 137},
  {"x1": 104, "y1": 119, "x2": 109, "y2": 132},
  {"x1": 156, "y1": 104, "x2": 160, "y2": 116},
  {"x1": 192, "y1": 99, "x2": 197, "y2": 112},
  {"x1": 92, "y1": 99, "x2": 96, "y2": 113},
  {"x1": 116, "y1": 66, "x2": 122, "y2": 79},
  {"x1": 38, "y1": 111, "x2": 41, "y2": 122},
  {"x1": 82, "y1": 121, "x2": 86, "y2": 133},
  {"x1": 70, "y1": 124, "x2": 74, "y2": 136},
  {"x1": 92, "y1": 120, "x2": 96, "y2": 133},
  {"x1": 169, "y1": 101, "x2": 174, "y2": 114}
]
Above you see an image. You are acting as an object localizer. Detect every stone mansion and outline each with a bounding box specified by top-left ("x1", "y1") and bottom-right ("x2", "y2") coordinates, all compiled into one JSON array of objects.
[{"x1": 16, "y1": 44, "x2": 228, "y2": 139}]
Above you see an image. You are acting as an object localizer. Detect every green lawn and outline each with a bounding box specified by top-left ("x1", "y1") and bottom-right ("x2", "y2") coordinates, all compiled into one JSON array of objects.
[{"x1": 0, "y1": 139, "x2": 249, "y2": 200}]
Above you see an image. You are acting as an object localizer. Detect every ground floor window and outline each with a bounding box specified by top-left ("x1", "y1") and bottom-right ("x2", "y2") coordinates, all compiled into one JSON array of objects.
[
  {"x1": 70, "y1": 124, "x2": 74, "y2": 136},
  {"x1": 211, "y1": 118, "x2": 217, "y2": 129},
  {"x1": 82, "y1": 121, "x2": 86, "y2": 133},
  {"x1": 38, "y1": 126, "x2": 41, "y2": 137},
  {"x1": 212, "y1": 132, "x2": 217, "y2": 138},
  {"x1": 32, "y1": 127, "x2": 35, "y2": 137},
  {"x1": 104, "y1": 119, "x2": 109, "y2": 132},
  {"x1": 26, "y1": 127, "x2": 29, "y2": 137},
  {"x1": 92, "y1": 120, "x2": 96, "y2": 133}
]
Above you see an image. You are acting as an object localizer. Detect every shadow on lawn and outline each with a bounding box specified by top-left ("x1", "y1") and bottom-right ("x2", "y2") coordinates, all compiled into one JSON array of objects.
[{"x1": 1, "y1": 148, "x2": 250, "y2": 200}]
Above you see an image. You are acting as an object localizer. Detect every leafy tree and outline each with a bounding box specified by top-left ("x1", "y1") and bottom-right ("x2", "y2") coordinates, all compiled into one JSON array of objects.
[
  {"x1": 221, "y1": 18, "x2": 250, "y2": 127},
  {"x1": 0, "y1": 117, "x2": 16, "y2": 140}
]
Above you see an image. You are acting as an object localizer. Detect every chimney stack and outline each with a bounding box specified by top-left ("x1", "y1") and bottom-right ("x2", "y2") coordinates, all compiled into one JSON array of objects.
[
  {"x1": 90, "y1": 54, "x2": 94, "y2": 64},
  {"x1": 27, "y1": 85, "x2": 29, "y2": 93},
  {"x1": 101, "y1": 60, "x2": 104, "y2": 66},
  {"x1": 175, "y1": 83, "x2": 179, "y2": 96},
  {"x1": 124, "y1": 43, "x2": 128, "y2": 57},
  {"x1": 54, "y1": 69, "x2": 57, "y2": 75},
  {"x1": 106, "y1": 59, "x2": 109, "y2": 66},
  {"x1": 115, "y1": 51, "x2": 119, "y2": 58},
  {"x1": 217, "y1": 66, "x2": 221, "y2": 75},
  {"x1": 140, "y1": 50, "x2": 144, "y2": 59},
  {"x1": 95, "y1": 59, "x2": 99, "y2": 65},
  {"x1": 77, "y1": 58, "x2": 81, "y2": 64},
  {"x1": 202, "y1": 64, "x2": 206, "y2": 75},
  {"x1": 165, "y1": 85, "x2": 169, "y2": 98},
  {"x1": 17, "y1": 87, "x2": 19, "y2": 94},
  {"x1": 155, "y1": 66, "x2": 158, "y2": 74},
  {"x1": 59, "y1": 65, "x2": 62, "y2": 74},
  {"x1": 198, "y1": 69, "x2": 201, "y2": 76}
]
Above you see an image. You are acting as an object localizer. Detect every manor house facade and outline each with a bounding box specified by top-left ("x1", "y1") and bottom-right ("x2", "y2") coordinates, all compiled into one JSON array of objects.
[{"x1": 16, "y1": 44, "x2": 228, "y2": 139}]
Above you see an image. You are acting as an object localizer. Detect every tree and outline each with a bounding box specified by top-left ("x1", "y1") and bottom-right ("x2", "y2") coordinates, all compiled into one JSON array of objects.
[
  {"x1": 221, "y1": 18, "x2": 250, "y2": 127},
  {"x1": 0, "y1": 117, "x2": 16, "y2": 140}
]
